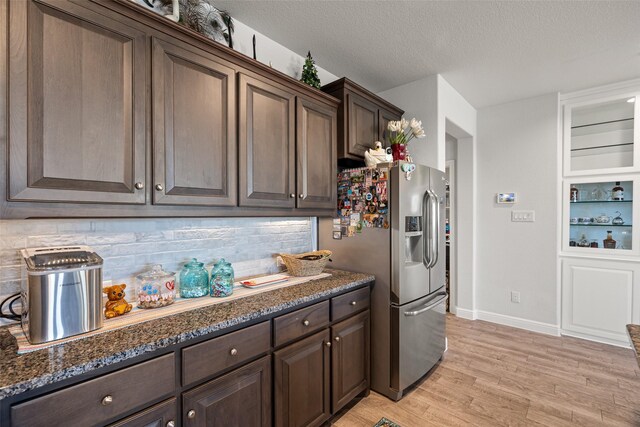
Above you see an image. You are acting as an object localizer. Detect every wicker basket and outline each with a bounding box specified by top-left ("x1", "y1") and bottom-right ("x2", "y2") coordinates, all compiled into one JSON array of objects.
[{"x1": 279, "y1": 250, "x2": 332, "y2": 277}]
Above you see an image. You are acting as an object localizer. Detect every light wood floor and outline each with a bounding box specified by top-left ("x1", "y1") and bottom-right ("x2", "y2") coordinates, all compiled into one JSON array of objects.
[{"x1": 333, "y1": 314, "x2": 640, "y2": 426}]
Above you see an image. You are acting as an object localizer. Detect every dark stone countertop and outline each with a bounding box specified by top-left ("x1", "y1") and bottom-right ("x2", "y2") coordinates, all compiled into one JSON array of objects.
[
  {"x1": 0, "y1": 269, "x2": 374, "y2": 401},
  {"x1": 626, "y1": 324, "x2": 640, "y2": 367}
]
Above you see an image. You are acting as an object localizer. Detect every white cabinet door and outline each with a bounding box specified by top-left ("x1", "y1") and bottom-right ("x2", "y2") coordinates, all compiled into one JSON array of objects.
[{"x1": 561, "y1": 257, "x2": 640, "y2": 345}]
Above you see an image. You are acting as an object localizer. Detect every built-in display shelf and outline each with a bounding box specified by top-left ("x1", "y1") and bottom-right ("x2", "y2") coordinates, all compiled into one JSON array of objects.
[
  {"x1": 570, "y1": 224, "x2": 632, "y2": 227},
  {"x1": 570, "y1": 200, "x2": 632, "y2": 204}
]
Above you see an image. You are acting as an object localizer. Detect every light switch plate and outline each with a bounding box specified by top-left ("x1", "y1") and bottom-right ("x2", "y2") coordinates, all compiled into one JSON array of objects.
[{"x1": 511, "y1": 210, "x2": 535, "y2": 222}]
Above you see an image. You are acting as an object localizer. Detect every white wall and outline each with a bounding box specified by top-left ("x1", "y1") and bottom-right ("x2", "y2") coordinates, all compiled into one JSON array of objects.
[
  {"x1": 379, "y1": 75, "x2": 477, "y2": 318},
  {"x1": 476, "y1": 93, "x2": 559, "y2": 327},
  {"x1": 232, "y1": 20, "x2": 338, "y2": 86}
]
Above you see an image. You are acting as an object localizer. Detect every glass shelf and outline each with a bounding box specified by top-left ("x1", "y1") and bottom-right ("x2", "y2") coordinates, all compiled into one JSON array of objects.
[
  {"x1": 570, "y1": 200, "x2": 632, "y2": 204},
  {"x1": 570, "y1": 223, "x2": 632, "y2": 227}
]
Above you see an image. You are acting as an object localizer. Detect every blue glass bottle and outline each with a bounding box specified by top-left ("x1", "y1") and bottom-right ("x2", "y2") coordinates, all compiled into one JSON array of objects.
[
  {"x1": 179, "y1": 258, "x2": 209, "y2": 298},
  {"x1": 210, "y1": 258, "x2": 234, "y2": 297}
]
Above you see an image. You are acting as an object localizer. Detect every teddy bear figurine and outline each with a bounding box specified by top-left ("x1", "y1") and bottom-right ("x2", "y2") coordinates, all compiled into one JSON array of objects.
[{"x1": 103, "y1": 284, "x2": 133, "y2": 319}]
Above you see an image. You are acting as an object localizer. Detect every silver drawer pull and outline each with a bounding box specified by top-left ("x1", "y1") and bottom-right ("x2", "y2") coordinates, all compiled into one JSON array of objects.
[
  {"x1": 325, "y1": 341, "x2": 331, "y2": 347},
  {"x1": 230, "y1": 348, "x2": 238, "y2": 356},
  {"x1": 187, "y1": 409, "x2": 196, "y2": 419},
  {"x1": 303, "y1": 319, "x2": 310, "y2": 326},
  {"x1": 335, "y1": 336, "x2": 340, "y2": 342},
  {"x1": 166, "y1": 421, "x2": 175, "y2": 427},
  {"x1": 350, "y1": 301, "x2": 357, "y2": 306},
  {"x1": 155, "y1": 183, "x2": 164, "y2": 191},
  {"x1": 290, "y1": 193, "x2": 295, "y2": 198},
  {"x1": 101, "y1": 395, "x2": 113, "y2": 406},
  {"x1": 134, "y1": 182, "x2": 144, "y2": 190}
]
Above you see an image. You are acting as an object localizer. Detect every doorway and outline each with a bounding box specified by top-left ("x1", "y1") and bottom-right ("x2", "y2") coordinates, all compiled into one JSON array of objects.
[{"x1": 445, "y1": 134, "x2": 457, "y2": 313}]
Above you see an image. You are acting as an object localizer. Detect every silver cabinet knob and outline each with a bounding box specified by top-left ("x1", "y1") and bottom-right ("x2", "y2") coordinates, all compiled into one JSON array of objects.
[
  {"x1": 335, "y1": 336, "x2": 340, "y2": 342},
  {"x1": 290, "y1": 193, "x2": 295, "y2": 198},
  {"x1": 303, "y1": 319, "x2": 310, "y2": 326},
  {"x1": 299, "y1": 194, "x2": 304, "y2": 198},
  {"x1": 134, "y1": 182, "x2": 144, "y2": 190},
  {"x1": 155, "y1": 184, "x2": 164, "y2": 191},
  {"x1": 166, "y1": 421, "x2": 175, "y2": 427},
  {"x1": 187, "y1": 409, "x2": 196, "y2": 419},
  {"x1": 325, "y1": 341, "x2": 332, "y2": 347},
  {"x1": 230, "y1": 348, "x2": 238, "y2": 356},
  {"x1": 101, "y1": 395, "x2": 113, "y2": 406},
  {"x1": 350, "y1": 301, "x2": 357, "y2": 306}
]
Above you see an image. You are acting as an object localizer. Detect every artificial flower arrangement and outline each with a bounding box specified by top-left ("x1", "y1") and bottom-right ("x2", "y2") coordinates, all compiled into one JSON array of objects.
[{"x1": 386, "y1": 118, "x2": 425, "y2": 160}]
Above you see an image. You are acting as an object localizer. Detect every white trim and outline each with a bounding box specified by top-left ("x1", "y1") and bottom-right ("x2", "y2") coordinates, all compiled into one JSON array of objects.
[
  {"x1": 560, "y1": 78, "x2": 640, "y2": 102},
  {"x1": 559, "y1": 252, "x2": 639, "y2": 263},
  {"x1": 454, "y1": 307, "x2": 477, "y2": 320},
  {"x1": 560, "y1": 330, "x2": 631, "y2": 349},
  {"x1": 446, "y1": 160, "x2": 456, "y2": 314},
  {"x1": 475, "y1": 310, "x2": 561, "y2": 336}
]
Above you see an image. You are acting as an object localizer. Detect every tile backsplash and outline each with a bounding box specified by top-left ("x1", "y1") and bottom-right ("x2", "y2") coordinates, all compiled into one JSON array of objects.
[{"x1": 0, "y1": 217, "x2": 314, "y2": 325}]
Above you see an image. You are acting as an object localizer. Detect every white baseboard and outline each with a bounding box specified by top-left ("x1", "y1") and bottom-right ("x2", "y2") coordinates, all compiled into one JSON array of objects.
[
  {"x1": 474, "y1": 310, "x2": 560, "y2": 336},
  {"x1": 560, "y1": 330, "x2": 631, "y2": 349},
  {"x1": 452, "y1": 307, "x2": 477, "y2": 320}
]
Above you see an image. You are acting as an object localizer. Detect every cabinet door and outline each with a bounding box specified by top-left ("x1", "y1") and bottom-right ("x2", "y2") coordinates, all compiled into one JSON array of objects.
[
  {"x1": 296, "y1": 98, "x2": 337, "y2": 209},
  {"x1": 108, "y1": 398, "x2": 177, "y2": 427},
  {"x1": 8, "y1": 0, "x2": 146, "y2": 204},
  {"x1": 183, "y1": 355, "x2": 271, "y2": 427},
  {"x1": 379, "y1": 108, "x2": 401, "y2": 147},
  {"x1": 274, "y1": 329, "x2": 331, "y2": 427},
  {"x1": 152, "y1": 38, "x2": 237, "y2": 206},
  {"x1": 347, "y1": 93, "x2": 378, "y2": 158},
  {"x1": 239, "y1": 73, "x2": 296, "y2": 208},
  {"x1": 561, "y1": 258, "x2": 640, "y2": 345},
  {"x1": 331, "y1": 311, "x2": 370, "y2": 412}
]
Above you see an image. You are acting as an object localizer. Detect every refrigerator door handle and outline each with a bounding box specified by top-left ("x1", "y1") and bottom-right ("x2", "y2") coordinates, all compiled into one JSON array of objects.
[
  {"x1": 422, "y1": 190, "x2": 432, "y2": 269},
  {"x1": 403, "y1": 292, "x2": 448, "y2": 316},
  {"x1": 429, "y1": 189, "x2": 440, "y2": 269}
]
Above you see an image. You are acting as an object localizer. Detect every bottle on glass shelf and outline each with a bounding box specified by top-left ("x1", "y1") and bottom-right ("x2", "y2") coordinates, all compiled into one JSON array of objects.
[
  {"x1": 612, "y1": 182, "x2": 624, "y2": 201},
  {"x1": 578, "y1": 234, "x2": 590, "y2": 248},
  {"x1": 570, "y1": 185, "x2": 579, "y2": 202},
  {"x1": 603, "y1": 230, "x2": 617, "y2": 249}
]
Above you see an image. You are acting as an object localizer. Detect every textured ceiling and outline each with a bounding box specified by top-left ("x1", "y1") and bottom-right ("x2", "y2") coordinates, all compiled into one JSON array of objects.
[{"x1": 215, "y1": 1, "x2": 640, "y2": 108}]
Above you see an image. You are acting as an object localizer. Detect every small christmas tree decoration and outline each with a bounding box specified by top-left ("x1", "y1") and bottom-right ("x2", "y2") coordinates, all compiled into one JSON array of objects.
[{"x1": 300, "y1": 51, "x2": 321, "y2": 89}]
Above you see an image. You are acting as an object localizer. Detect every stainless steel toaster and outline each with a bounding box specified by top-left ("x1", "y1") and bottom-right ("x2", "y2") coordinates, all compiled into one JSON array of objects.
[{"x1": 20, "y1": 246, "x2": 104, "y2": 344}]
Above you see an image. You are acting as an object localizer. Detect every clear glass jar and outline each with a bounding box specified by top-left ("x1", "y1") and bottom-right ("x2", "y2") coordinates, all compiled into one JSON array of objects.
[
  {"x1": 179, "y1": 258, "x2": 209, "y2": 298},
  {"x1": 210, "y1": 258, "x2": 234, "y2": 297},
  {"x1": 136, "y1": 264, "x2": 176, "y2": 309}
]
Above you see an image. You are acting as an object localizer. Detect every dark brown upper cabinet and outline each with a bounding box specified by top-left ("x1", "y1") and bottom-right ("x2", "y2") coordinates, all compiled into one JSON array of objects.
[
  {"x1": 296, "y1": 97, "x2": 337, "y2": 210},
  {"x1": 7, "y1": 0, "x2": 147, "y2": 204},
  {"x1": 151, "y1": 37, "x2": 237, "y2": 206},
  {"x1": 239, "y1": 73, "x2": 297, "y2": 209},
  {"x1": 322, "y1": 78, "x2": 404, "y2": 165}
]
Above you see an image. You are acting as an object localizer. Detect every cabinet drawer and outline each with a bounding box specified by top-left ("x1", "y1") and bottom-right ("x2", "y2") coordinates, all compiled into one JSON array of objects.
[
  {"x1": 331, "y1": 287, "x2": 370, "y2": 321},
  {"x1": 274, "y1": 301, "x2": 330, "y2": 347},
  {"x1": 11, "y1": 353, "x2": 175, "y2": 427},
  {"x1": 182, "y1": 321, "x2": 271, "y2": 387}
]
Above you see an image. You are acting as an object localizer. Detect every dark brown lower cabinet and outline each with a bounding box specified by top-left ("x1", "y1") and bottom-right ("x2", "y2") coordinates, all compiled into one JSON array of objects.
[
  {"x1": 108, "y1": 398, "x2": 177, "y2": 427},
  {"x1": 274, "y1": 329, "x2": 331, "y2": 427},
  {"x1": 331, "y1": 311, "x2": 370, "y2": 412},
  {"x1": 182, "y1": 355, "x2": 271, "y2": 427}
]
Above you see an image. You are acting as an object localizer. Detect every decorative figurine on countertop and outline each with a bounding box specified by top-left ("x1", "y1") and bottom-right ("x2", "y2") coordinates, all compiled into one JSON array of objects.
[
  {"x1": 210, "y1": 258, "x2": 235, "y2": 297},
  {"x1": 103, "y1": 284, "x2": 133, "y2": 319},
  {"x1": 364, "y1": 141, "x2": 393, "y2": 167},
  {"x1": 180, "y1": 258, "x2": 209, "y2": 298}
]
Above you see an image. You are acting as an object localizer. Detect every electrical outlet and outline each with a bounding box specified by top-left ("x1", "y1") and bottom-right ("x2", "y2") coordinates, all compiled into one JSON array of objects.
[
  {"x1": 511, "y1": 210, "x2": 535, "y2": 222},
  {"x1": 510, "y1": 291, "x2": 521, "y2": 303}
]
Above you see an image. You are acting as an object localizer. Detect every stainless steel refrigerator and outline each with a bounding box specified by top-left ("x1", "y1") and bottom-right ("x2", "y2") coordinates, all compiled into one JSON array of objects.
[{"x1": 319, "y1": 163, "x2": 447, "y2": 401}]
